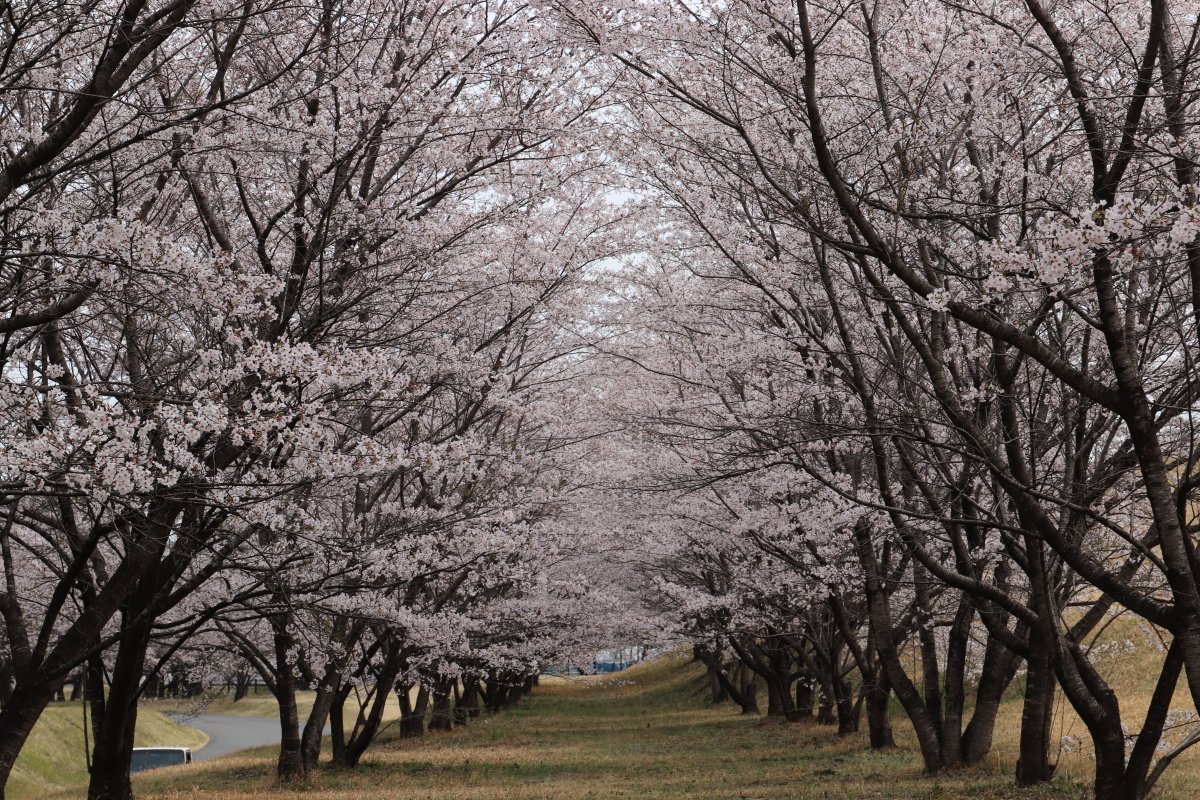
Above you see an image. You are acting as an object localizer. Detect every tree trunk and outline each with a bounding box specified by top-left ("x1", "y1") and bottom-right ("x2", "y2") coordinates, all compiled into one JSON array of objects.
[
  {"x1": 1017, "y1": 545, "x2": 1058, "y2": 787},
  {"x1": 1056, "y1": 643, "x2": 1125, "y2": 800},
  {"x1": 330, "y1": 684, "x2": 351, "y2": 765},
  {"x1": 765, "y1": 675, "x2": 783, "y2": 718},
  {"x1": 338, "y1": 650, "x2": 403, "y2": 768},
  {"x1": 1120, "y1": 638, "x2": 1184, "y2": 799},
  {"x1": 461, "y1": 677, "x2": 482, "y2": 720},
  {"x1": 814, "y1": 666, "x2": 837, "y2": 726},
  {"x1": 865, "y1": 669, "x2": 894, "y2": 749},
  {"x1": 452, "y1": 679, "x2": 467, "y2": 725},
  {"x1": 428, "y1": 680, "x2": 453, "y2": 732},
  {"x1": 795, "y1": 677, "x2": 814, "y2": 718},
  {"x1": 938, "y1": 600, "x2": 974, "y2": 768},
  {"x1": 832, "y1": 672, "x2": 861, "y2": 735},
  {"x1": 301, "y1": 684, "x2": 339, "y2": 770},
  {"x1": 86, "y1": 656, "x2": 105, "y2": 747},
  {"x1": 739, "y1": 669, "x2": 760, "y2": 714},
  {"x1": 234, "y1": 671, "x2": 251, "y2": 701},
  {"x1": 712, "y1": 660, "x2": 758, "y2": 714},
  {"x1": 695, "y1": 646, "x2": 729, "y2": 704},
  {"x1": 962, "y1": 627, "x2": 1021, "y2": 765},
  {"x1": 399, "y1": 683, "x2": 429, "y2": 738},
  {"x1": 856, "y1": 523, "x2": 945, "y2": 772},
  {"x1": 87, "y1": 594, "x2": 158, "y2": 800},
  {"x1": 272, "y1": 622, "x2": 306, "y2": 782},
  {"x1": 0, "y1": 660, "x2": 13, "y2": 709},
  {"x1": 0, "y1": 688, "x2": 54, "y2": 796},
  {"x1": 483, "y1": 675, "x2": 503, "y2": 713},
  {"x1": 1015, "y1": 638, "x2": 1057, "y2": 786}
]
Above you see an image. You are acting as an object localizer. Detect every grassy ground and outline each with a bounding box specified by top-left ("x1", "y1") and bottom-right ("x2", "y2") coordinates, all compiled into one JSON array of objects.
[
  {"x1": 10, "y1": 704, "x2": 206, "y2": 800},
  {"x1": 146, "y1": 690, "x2": 313, "y2": 721},
  {"x1": 145, "y1": 687, "x2": 407, "y2": 724},
  {"x1": 28, "y1": 643, "x2": 1200, "y2": 800},
  {"x1": 991, "y1": 616, "x2": 1200, "y2": 799},
  {"x1": 124, "y1": 658, "x2": 1096, "y2": 800}
]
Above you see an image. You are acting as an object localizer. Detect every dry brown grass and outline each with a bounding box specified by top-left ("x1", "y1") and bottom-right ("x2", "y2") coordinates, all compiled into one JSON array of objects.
[
  {"x1": 34, "y1": 638, "x2": 1200, "y2": 800},
  {"x1": 121, "y1": 659, "x2": 1087, "y2": 800}
]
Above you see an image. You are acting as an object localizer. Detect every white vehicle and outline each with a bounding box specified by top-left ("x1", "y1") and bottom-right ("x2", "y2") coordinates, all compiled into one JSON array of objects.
[{"x1": 129, "y1": 747, "x2": 192, "y2": 774}]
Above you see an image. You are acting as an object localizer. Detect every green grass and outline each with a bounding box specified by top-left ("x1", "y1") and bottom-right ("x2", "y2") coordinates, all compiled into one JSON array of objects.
[
  {"x1": 123, "y1": 658, "x2": 1095, "y2": 800},
  {"x1": 25, "y1": 650, "x2": 1200, "y2": 800},
  {"x1": 145, "y1": 686, "x2": 405, "y2": 724},
  {"x1": 10, "y1": 703, "x2": 206, "y2": 800},
  {"x1": 145, "y1": 689, "x2": 307, "y2": 721}
]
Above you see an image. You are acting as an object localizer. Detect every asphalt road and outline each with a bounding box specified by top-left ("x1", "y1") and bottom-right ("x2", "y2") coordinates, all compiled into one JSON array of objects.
[{"x1": 169, "y1": 714, "x2": 284, "y2": 761}]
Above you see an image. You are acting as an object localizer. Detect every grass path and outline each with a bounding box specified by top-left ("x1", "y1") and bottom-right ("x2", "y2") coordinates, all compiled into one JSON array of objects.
[{"x1": 130, "y1": 658, "x2": 1094, "y2": 800}]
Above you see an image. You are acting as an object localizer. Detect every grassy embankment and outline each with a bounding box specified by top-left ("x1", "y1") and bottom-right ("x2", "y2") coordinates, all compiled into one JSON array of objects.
[
  {"x1": 14, "y1": 688, "x2": 405, "y2": 800},
  {"x1": 31, "y1": 634, "x2": 1200, "y2": 800},
  {"x1": 10, "y1": 703, "x2": 206, "y2": 799},
  {"x1": 143, "y1": 688, "x2": 405, "y2": 724},
  {"x1": 127, "y1": 658, "x2": 1091, "y2": 800}
]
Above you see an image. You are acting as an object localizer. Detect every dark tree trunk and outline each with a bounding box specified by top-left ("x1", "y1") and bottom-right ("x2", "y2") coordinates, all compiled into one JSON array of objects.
[
  {"x1": 452, "y1": 679, "x2": 467, "y2": 725},
  {"x1": 86, "y1": 656, "x2": 105, "y2": 747},
  {"x1": 461, "y1": 677, "x2": 482, "y2": 720},
  {"x1": 813, "y1": 664, "x2": 838, "y2": 726},
  {"x1": 816, "y1": 690, "x2": 835, "y2": 724},
  {"x1": 501, "y1": 682, "x2": 524, "y2": 709},
  {"x1": 1017, "y1": 546, "x2": 1058, "y2": 787},
  {"x1": 330, "y1": 684, "x2": 351, "y2": 765},
  {"x1": 802, "y1": 649, "x2": 836, "y2": 727},
  {"x1": 915, "y1": 582, "x2": 945, "y2": 748},
  {"x1": 761, "y1": 670, "x2": 799, "y2": 720},
  {"x1": 856, "y1": 522, "x2": 945, "y2": 772},
  {"x1": 272, "y1": 621, "x2": 306, "y2": 782},
  {"x1": 0, "y1": 660, "x2": 13, "y2": 708},
  {"x1": 1056, "y1": 642, "x2": 1126, "y2": 800},
  {"x1": 399, "y1": 683, "x2": 429, "y2": 738},
  {"x1": 865, "y1": 669, "x2": 894, "y2": 749},
  {"x1": 765, "y1": 675, "x2": 783, "y2": 718},
  {"x1": 695, "y1": 646, "x2": 729, "y2": 704},
  {"x1": 87, "y1": 593, "x2": 158, "y2": 800},
  {"x1": 729, "y1": 638, "x2": 794, "y2": 720},
  {"x1": 712, "y1": 660, "x2": 758, "y2": 714},
  {"x1": 1015, "y1": 637, "x2": 1057, "y2": 786},
  {"x1": 301, "y1": 683, "x2": 339, "y2": 770},
  {"x1": 795, "y1": 677, "x2": 814, "y2": 718},
  {"x1": 739, "y1": 668, "x2": 760, "y2": 714},
  {"x1": 483, "y1": 675, "x2": 503, "y2": 713},
  {"x1": 337, "y1": 650, "x2": 403, "y2": 768},
  {"x1": 234, "y1": 671, "x2": 251, "y2": 701},
  {"x1": 962, "y1": 626, "x2": 1021, "y2": 765},
  {"x1": 707, "y1": 662, "x2": 727, "y2": 704},
  {"x1": 428, "y1": 680, "x2": 453, "y2": 732},
  {"x1": 0, "y1": 688, "x2": 54, "y2": 795},
  {"x1": 939, "y1": 600, "x2": 974, "y2": 767},
  {"x1": 832, "y1": 672, "x2": 861, "y2": 735},
  {"x1": 1120, "y1": 638, "x2": 1184, "y2": 799}
]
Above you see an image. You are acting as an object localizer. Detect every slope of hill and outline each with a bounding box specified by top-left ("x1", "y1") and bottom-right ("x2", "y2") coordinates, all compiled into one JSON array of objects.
[
  {"x1": 10, "y1": 703, "x2": 206, "y2": 799},
  {"x1": 123, "y1": 657, "x2": 1090, "y2": 800},
  {"x1": 26, "y1": 641, "x2": 1200, "y2": 800}
]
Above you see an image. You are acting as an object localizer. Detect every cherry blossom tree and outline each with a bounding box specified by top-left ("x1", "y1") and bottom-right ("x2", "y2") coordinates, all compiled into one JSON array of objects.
[
  {"x1": 555, "y1": 1, "x2": 1200, "y2": 797},
  {"x1": 0, "y1": 0, "x2": 627, "y2": 795}
]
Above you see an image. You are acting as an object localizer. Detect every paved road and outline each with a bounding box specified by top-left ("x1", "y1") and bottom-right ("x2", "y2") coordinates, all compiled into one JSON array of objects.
[{"x1": 169, "y1": 714, "x2": 284, "y2": 760}]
